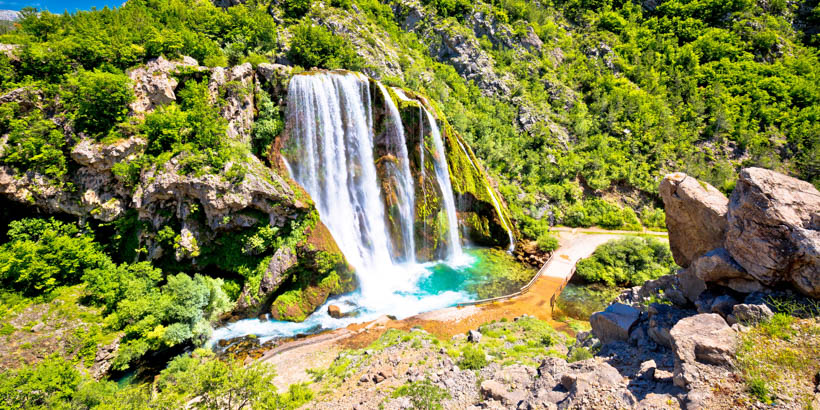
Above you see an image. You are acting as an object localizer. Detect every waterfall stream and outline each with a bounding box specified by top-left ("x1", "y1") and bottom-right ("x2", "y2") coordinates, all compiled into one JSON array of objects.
[
  {"x1": 282, "y1": 71, "x2": 465, "y2": 312},
  {"x1": 209, "y1": 72, "x2": 522, "y2": 344}
]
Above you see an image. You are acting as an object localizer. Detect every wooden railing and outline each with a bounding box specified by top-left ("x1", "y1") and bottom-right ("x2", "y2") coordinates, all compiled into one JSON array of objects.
[{"x1": 456, "y1": 251, "x2": 558, "y2": 307}]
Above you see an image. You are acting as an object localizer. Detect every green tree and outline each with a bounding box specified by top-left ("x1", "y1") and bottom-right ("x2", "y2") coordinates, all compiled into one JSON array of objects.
[
  {"x1": 67, "y1": 70, "x2": 134, "y2": 137},
  {"x1": 288, "y1": 23, "x2": 363, "y2": 70},
  {"x1": 0, "y1": 219, "x2": 110, "y2": 295}
]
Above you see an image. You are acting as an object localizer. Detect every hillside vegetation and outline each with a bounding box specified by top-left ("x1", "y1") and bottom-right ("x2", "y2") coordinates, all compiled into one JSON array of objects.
[{"x1": 0, "y1": 0, "x2": 816, "y2": 405}]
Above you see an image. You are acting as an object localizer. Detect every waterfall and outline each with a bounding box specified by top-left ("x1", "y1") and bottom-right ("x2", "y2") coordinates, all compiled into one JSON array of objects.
[
  {"x1": 283, "y1": 72, "x2": 394, "y2": 275},
  {"x1": 283, "y1": 71, "x2": 465, "y2": 305},
  {"x1": 421, "y1": 107, "x2": 463, "y2": 259},
  {"x1": 376, "y1": 83, "x2": 416, "y2": 262}
]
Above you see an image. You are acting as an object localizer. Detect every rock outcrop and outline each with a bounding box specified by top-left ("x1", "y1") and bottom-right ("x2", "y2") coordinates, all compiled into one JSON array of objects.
[
  {"x1": 234, "y1": 246, "x2": 299, "y2": 315},
  {"x1": 659, "y1": 172, "x2": 729, "y2": 267},
  {"x1": 209, "y1": 63, "x2": 255, "y2": 145},
  {"x1": 588, "y1": 168, "x2": 819, "y2": 409},
  {"x1": 660, "y1": 168, "x2": 819, "y2": 297},
  {"x1": 128, "y1": 56, "x2": 201, "y2": 114},
  {"x1": 589, "y1": 303, "x2": 640, "y2": 343},
  {"x1": 725, "y1": 167, "x2": 820, "y2": 297}
]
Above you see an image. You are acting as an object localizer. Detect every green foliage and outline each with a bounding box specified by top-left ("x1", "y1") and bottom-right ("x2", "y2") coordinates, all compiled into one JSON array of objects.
[
  {"x1": 0, "y1": 350, "x2": 313, "y2": 409},
  {"x1": 0, "y1": 104, "x2": 67, "y2": 182},
  {"x1": 392, "y1": 379, "x2": 451, "y2": 410},
  {"x1": 0, "y1": 355, "x2": 82, "y2": 408},
  {"x1": 155, "y1": 350, "x2": 284, "y2": 408},
  {"x1": 575, "y1": 237, "x2": 676, "y2": 287},
  {"x1": 536, "y1": 232, "x2": 559, "y2": 252},
  {"x1": 5, "y1": 0, "x2": 279, "y2": 73},
  {"x1": 567, "y1": 346, "x2": 593, "y2": 362},
  {"x1": 282, "y1": 0, "x2": 312, "y2": 18},
  {"x1": 759, "y1": 312, "x2": 796, "y2": 340},
  {"x1": 66, "y1": 70, "x2": 134, "y2": 137},
  {"x1": 458, "y1": 343, "x2": 488, "y2": 370},
  {"x1": 103, "y1": 272, "x2": 230, "y2": 371},
  {"x1": 252, "y1": 89, "x2": 284, "y2": 157},
  {"x1": 288, "y1": 23, "x2": 363, "y2": 70},
  {"x1": 422, "y1": 0, "x2": 472, "y2": 18},
  {"x1": 0, "y1": 219, "x2": 110, "y2": 295}
]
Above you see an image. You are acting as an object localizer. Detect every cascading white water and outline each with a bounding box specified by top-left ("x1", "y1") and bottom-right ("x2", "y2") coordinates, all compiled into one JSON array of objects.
[
  {"x1": 376, "y1": 83, "x2": 416, "y2": 262},
  {"x1": 282, "y1": 71, "x2": 465, "y2": 308},
  {"x1": 284, "y1": 72, "x2": 394, "y2": 275},
  {"x1": 392, "y1": 88, "x2": 464, "y2": 259},
  {"x1": 421, "y1": 107, "x2": 463, "y2": 259},
  {"x1": 208, "y1": 73, "x2": 523, "y2": 345}
]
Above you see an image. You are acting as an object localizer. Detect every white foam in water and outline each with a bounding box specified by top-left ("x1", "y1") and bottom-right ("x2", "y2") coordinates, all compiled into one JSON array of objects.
[{"x1": 209, "y1": 72, "x2": 474, "y2": 345}]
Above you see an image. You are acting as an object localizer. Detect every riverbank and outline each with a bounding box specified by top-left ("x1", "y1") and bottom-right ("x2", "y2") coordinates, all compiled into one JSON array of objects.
[{"x1": 258, "y1": 229, "x2": 666, "y2": 389}]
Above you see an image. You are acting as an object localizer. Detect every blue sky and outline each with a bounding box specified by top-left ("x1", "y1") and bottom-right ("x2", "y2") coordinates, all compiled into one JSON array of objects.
[{"x1": 0, "y1": 1, "x2": 121, "y2": 12}]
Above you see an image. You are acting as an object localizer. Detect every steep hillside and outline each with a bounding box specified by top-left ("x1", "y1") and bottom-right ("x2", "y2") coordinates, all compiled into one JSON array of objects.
[{"x1": 227, "y1": 0, "x2": 820, "y2": 237}]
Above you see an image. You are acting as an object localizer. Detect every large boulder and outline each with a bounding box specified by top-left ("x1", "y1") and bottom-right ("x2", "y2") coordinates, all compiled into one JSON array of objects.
[
  {"x1": 659, "y1": 173, "x2": 729, "y2": 267},
  {"x1": 725, "y1": 167, "x2": 820, "y2": 297},
  {"x1": 590, "y1": 303, "x2": 640, "y2": 343},
  {"x1": 687, "y1": 248, "x2": 761, "y2": 293},
  {"x1": 670, "y1": 313, "x2": 736, "y2": 368}
]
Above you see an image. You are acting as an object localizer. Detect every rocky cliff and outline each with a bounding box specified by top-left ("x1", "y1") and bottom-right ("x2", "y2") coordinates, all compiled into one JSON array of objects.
[
  {"x1": 0, "y1": 56, "x2": 354, "y2": 323},
  {"x1": 0, "y1": 55, "x2": 515, "y2": 324}
]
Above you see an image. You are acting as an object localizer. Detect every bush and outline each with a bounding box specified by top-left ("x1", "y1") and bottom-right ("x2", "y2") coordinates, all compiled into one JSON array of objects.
[
  {"x1": 536, "y1": 232, "x2": 559, "y2": 252},
  {"x1": 392, "y1": 379, "x2": 450, "y2": 410},
  {"x1": 458, "y1": 344, "x2": 488, "y2": 370},
  {"x1": 66, "y1": 70, "x2": 134, "y2": 137},
  {"x1": 0, "y1": 219, "x2": 110, "y2": 295},
  {"x1": 567, "y1": 346, "x2": 593, "y2": 362},
  {"x1": 288, "y1": 23, "x2": 363, "y2": 70},
  {"x1": 0, "y1": 356, "x2": 82, "y2": 408},
  {"x1": 0, "y1": 105, "x2": 67, "y2": 181},
  {"x1": 282, "y1": 0, "x2": 312, "y2": 18},
  {"x1": 575, "y1": 237, "x2": 676, "y2": 287}
]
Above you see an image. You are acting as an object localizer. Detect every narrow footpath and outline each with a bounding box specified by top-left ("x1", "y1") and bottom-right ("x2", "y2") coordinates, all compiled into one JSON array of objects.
[{"x1": 263, "y1": 229, "x2": 667, "y2": 389}]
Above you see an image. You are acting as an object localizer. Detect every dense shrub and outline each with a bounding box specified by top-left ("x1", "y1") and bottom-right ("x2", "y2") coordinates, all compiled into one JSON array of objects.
[
  {"x1": 287, "y1": 23, "x2": 363, "y2": 70},
  {"x1": 282, "y1": 0, "x2": 312, "y2": 18},
  {"x1": 0, "y1": 355, "x2": 82, "y2": 408},
  {"x1": 0, "y1": 219, "x2": 110, "y2": 295},
  {"x1": 0, "y1": 105, "x2": 67, "y2": 181},
  {"x1": 575, "y1": 237, "x2": 676, "y2": 287},
  {"x1": 66, "y1": 70, "x2": 134, "y2": 137},
  {"x1": 536, "y1": 232, "x2": 559, "y2": 252},
  {"x1": 0, "y1": 351, "x2": 313, "y2": 409},
  {"x1": 458, "y1": 343, "x2": 488, "y2": 370},
  {"x1": 392, "y1": 379, "x2": 450, "y2": 410}
]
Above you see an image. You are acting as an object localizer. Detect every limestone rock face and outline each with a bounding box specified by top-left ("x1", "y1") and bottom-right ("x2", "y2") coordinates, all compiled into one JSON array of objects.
[
  {"x1": 725, "y1": 167, "x2": 820, "y2": 297},
  {"x1": 590, "y1": 303, "x2": 640, "y2": 343},
  {"x1": 134, "y1": 155, "x2": 298, "y2": 231},
  {"x1": 128, "y1": 56, "x2": 201, "y2": 114},
  {"x1": 209, "y1": 63, "x2": 255, "y2": 145},
  {"x1": 232, "y1": 250, "x2": 295, "y2": 314},
  {"x1": 256, "y1": 63, "x2": 292, "y2": 104},
  {"x1": 659, "y1": 173, "x2": 729, "y2": 267},
  {"x1": 71, "y1": 137, "x2": 146, "y2": 172}
]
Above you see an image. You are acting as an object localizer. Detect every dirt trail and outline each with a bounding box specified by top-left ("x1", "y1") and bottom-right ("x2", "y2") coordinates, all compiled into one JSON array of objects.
[{"x1": 264, "y1": 230, "x2": 666, "y2": 389}]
